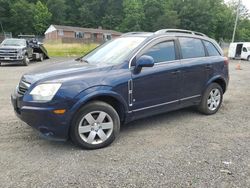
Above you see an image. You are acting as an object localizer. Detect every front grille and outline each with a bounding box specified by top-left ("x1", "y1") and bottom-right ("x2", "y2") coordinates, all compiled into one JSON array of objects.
[
  {"x1": 18, "y1": 80, "x2": 31, "y2": 96},
  {"x1": 0, "y1": 49, "x2": 18, "y2": 57}
]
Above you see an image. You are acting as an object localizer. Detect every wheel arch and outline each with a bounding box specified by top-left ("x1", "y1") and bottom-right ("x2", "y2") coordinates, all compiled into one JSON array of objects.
[
  {"x1": 87, "y1": 95, "x2": 127, "y2": 123},
  {"x1": 206, "y1": 76, "x2": 227, "y2": 93},
  {"x1": 69, "y1": 89, "x2": 129, "y2": 126}
]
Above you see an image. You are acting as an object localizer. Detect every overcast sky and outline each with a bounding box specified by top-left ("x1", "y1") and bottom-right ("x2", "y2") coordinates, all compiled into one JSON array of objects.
[
  {"x1": 225, "y1": 0, "x2": 250, "y2": 11},
  {"x1": 241, "y1": 0, "x2": 250, "y2": 10}
]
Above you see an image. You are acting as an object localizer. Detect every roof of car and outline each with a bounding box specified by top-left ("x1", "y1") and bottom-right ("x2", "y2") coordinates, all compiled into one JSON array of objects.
[
  {"x1": 122, "y1": 29, "x2": 210, "y2": 40},
  {"x1": 121, "y1": 29, "x2": 223, "y2": 55}
]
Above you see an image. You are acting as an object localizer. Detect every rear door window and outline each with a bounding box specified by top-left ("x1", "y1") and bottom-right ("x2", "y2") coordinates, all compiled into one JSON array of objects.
[
  {"x1": 143, "y1": 41, "x2": 176, "y2": 63},
  {"x1": 203, "y1": 40, "x2": 220, "y2": 56},
  {"x1": 179, "y1": 37, "x2": 205, "y2": 59}
]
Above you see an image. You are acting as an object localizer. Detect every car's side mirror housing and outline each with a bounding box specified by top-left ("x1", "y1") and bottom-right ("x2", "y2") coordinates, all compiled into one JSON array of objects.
[{"x1": 134, "y1": 55, "x2": 154, "y2": 73}]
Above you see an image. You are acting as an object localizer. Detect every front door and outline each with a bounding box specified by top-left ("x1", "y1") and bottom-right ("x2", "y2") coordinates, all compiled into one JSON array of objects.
[
  {"x1": 130, "y1": 38, "x2": 181, "y2": 116},
  {"x1": 26, "y1": 41, "x2": 33, "y2": 58},
  {"x1": 241, "y1": 46, "x2": 249, "y2": 60}
]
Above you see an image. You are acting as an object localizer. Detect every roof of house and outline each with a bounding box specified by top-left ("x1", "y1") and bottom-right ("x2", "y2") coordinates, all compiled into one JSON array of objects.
[{"x1": 45, "y1": 25, "x2": 122, "y2": 35}]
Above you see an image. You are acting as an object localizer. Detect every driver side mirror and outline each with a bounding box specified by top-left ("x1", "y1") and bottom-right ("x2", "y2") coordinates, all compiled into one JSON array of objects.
[{"x1": 134, "y1": 55, "x2": 154, "y2": 73}]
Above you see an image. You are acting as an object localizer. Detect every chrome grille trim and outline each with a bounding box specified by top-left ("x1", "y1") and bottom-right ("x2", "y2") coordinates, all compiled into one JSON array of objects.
[
  {"x1": 0, "y1": 49, "x2": 18, "y2": 57},
  {"x1": 17, "y1": 80, "x2": 31, "y2": 96}
]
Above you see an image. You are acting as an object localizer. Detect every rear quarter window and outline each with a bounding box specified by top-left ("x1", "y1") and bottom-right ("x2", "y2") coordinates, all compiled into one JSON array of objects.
[
  {"x1": 179, "y1": 37, "x2": 205, "y2": 59},
  {"x1": 203, "y1": 40, "x2": 220, "y2": 56}
]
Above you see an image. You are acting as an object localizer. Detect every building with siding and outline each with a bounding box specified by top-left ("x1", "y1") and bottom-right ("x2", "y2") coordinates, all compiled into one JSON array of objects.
[{"x1": 44, "y1": 25, "x2": 122, "y2": 43}]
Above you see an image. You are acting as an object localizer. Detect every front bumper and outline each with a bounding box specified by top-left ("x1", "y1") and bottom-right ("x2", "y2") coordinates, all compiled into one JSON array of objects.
[
  {"x1": 0, "y1": 58, "x2": 24, "y2": 64},
  {"x1": 11, "y1": 92, "x2": 70, "y2": 141}
]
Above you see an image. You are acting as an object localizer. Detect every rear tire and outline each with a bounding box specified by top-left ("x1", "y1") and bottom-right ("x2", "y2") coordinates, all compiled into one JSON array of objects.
[
  {"x1": 247, "y1": 56, "x2": 250, "y2": 61},
  {"x1": 39, "y1": 53, "x2": 44, "y2": 62},
  {"x1": 198, "y1": 83, "x2": 223, "y2": 115},
  {"x1": 23, "y1": 55, "x2": 29, "y2": 66},
  {"x1": 70, "y1": 101, "x2": 120, "y2": 149}
]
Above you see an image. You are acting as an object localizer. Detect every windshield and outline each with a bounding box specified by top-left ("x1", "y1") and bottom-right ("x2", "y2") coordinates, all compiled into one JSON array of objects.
[
  {"x1": 83, "y1": 37, "x2": 146, "y2": 65},
  {"x1": 247, "y1": 47, "x2": 250, "y2": 51},
  {"x1": 1, "y1": 39, "x2": 26, "y2": 46}
]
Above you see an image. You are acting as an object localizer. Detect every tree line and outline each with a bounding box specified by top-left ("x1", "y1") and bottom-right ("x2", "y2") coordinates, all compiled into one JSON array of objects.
[{"x1": 0, "y1": 0, "x2": 250, "y2": 42}]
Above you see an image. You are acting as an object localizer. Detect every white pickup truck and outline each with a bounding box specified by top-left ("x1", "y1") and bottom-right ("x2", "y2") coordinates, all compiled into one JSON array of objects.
[
  {"x1": 228, "y1": 42, "x2": 250, "y2": 61},
  {"x1": 0, "y1": 38, "x2": 49, "y2": 66}
]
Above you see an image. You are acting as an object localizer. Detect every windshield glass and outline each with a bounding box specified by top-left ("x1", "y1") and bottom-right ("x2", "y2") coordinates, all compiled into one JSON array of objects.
[
  {"x1": 1, "y1": 39, "x2": 26, "y2": 46},
  {"x1": 83, "y1": 37, "x2": 146, "y2": 65},
  {"x1": 247, "y1": 47, "x2": 250, "y2": 51}
]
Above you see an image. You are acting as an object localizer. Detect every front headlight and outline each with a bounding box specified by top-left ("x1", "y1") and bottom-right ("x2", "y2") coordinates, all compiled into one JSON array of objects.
[
  {"x1": 30, "y1": 83, "x2": 61, "y2": 102},
  {"x1": 17, "y1": 49, "x2": 24, "y2": 58},
  {"x1": 17, "y1": 49, "x2": 23, "y2": 55}
]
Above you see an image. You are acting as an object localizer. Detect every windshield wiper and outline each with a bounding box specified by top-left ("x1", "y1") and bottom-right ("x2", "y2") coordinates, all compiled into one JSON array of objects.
[
  {"x1": 82, "y1": 59, "x2": 89, "y2": 64},
  {"x1": 76, "y1": 58, "x2": 89, "y2": 64}
]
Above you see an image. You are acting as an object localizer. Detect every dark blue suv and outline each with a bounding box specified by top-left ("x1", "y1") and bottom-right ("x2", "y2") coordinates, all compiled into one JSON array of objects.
[{"x1": 11, "y1": 29, "x2": 229, "y2": 149}]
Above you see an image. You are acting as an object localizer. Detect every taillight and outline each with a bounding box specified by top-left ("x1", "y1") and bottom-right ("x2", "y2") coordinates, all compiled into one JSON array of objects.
[{"x1": 224, "y1": 57, "x2": 229, "y2": 66}]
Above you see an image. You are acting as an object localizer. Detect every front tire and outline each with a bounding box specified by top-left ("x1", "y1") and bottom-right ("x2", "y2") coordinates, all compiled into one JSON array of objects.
[
  {"x1": 198, "y1": 83, "x2": 223, "y2": 115},
  {"x1": 70, "y1": 101, "x2": 120, "y2": 149},
  {"x1": 247, "y1": 56, "x2": 250, "y2": 61},
  {"x1": 23, "y1": 55, "x2": 29, "y2": 66}
]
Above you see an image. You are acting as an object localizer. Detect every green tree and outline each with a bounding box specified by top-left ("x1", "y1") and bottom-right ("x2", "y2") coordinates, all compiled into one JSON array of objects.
[
  {"x1": 173, "y1": 0, "x2": 219, "y2": 37},
  {"x1": 10, "y1": 0, "x2": 35, "y2": 35},
  {"x1": 1, "y1": 0, "x2": 249, "y2": 41},
  {"x1": 143, "y1": 0, "x2": 165, "y2": 31},
  {"x1": 142, "y1": 0, "x2": 180, "y2": 31},
  {"x1": 152, "y1": 11, "x2": 180, "y2": 31},
  {"x1": 101, "y1": 0, "x2": 123, "y2": 30},
  {"x1": 119, "y1": 0, "x2": 145, "y2": 32},
  {"x1": 0, "y1": 0, "x2": 11, "y2": 33},
  {"x1": 78, "y1": 5, "x2": 97, "y2": 28},
  {"x1": 236, "y1": 19, "x2": 250, "y2": 41},
  {"x1": 33, "y1": 1, "x2": 52, "y2": 35},
  {"x1": 213, "y1": 3, "x2": 235, "y2": 41},
  {"x1": 46, "y1": 0, "x2": 67, "y2": 25}
]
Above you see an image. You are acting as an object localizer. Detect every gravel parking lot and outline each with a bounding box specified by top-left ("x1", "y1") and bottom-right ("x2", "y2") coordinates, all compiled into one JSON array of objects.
[{"x1": 0, "y1": 59, "x2": 249, "y2": 188}]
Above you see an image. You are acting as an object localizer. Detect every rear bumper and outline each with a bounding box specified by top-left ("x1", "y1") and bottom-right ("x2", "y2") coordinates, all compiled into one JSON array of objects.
[{"x1": 11, "y1": 93, "x2": 70, "y2": 141}]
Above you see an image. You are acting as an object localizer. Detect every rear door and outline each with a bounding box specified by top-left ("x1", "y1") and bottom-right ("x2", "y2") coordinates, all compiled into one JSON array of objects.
[
  {"x1": 178, "y1": 37, "x2": 208, "y2": 103},
  {"x1": 203, "y1": 39, "x2": 223, "y2": 75}
]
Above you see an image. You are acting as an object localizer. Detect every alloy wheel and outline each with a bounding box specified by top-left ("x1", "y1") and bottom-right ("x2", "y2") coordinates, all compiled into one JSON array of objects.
[
  {"x1": 78, "y1": 111, "x2": 114, "y2": 145},
  {"x1": 207, "y1": 88, "x2": 221, "y2": 111}
]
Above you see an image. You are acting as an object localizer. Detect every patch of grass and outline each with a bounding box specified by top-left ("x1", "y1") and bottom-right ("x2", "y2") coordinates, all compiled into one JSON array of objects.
[{"x1": 44, "y1": 42, "x2": 99, "y2": 57}]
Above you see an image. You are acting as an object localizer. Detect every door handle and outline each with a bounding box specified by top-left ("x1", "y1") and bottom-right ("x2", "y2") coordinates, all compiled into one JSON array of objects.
[{"x1": 171, "y1": 70, "x2": 181, "y2": 75}]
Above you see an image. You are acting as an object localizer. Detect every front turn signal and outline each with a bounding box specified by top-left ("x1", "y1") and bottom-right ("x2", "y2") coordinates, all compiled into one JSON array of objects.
[{"x1": 53, "y1": 109, "x2": 66, "y2": 114}]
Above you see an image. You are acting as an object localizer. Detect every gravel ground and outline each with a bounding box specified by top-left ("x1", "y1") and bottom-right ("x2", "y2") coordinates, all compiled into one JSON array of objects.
[{"x1": 0, "y1": 59, "x2": 249, "y2": 188}]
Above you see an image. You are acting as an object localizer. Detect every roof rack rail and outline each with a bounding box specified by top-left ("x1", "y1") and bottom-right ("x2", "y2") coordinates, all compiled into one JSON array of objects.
[
  {"x1": 155, "y1": 29, "x2": 207, "y2": 37},
  {"x1": 121, "y1": 32, "x2": 152, "y2": 36}
]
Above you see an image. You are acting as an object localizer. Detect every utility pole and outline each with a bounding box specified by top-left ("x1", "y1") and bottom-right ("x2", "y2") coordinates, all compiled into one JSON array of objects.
[{"x1": 232, "y1": 0, "x2": 241, "y2": 43}]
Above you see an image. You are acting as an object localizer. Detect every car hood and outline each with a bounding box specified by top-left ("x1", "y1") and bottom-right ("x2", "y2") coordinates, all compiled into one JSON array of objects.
[
  {"x1": 0, "y1": 45, "x2": 25, "y2": 50},
  {"x1": 22, "y1": 59, "x2": 112, "y2": 84}
]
